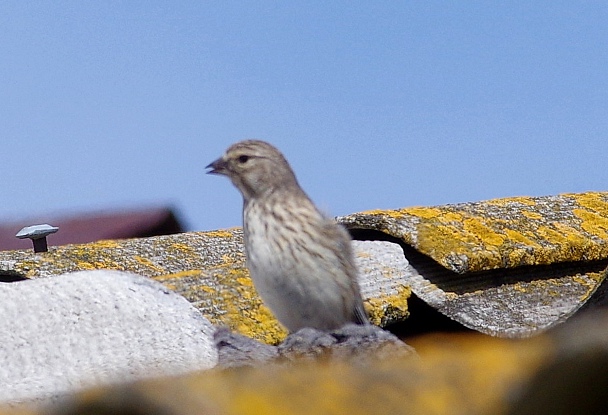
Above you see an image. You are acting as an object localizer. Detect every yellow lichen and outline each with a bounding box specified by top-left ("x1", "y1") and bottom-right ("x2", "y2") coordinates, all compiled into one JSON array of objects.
[
  {"x1": 574, "y1": 192, "x2": 608, "y2": 214},
  {"x1": 204, "y1": 230, "x2": 238, "y2": 238},
  {"x1": 402, "y1": 207, "x2": 443, "y2": 219},
  {"x1": 169, "y1": 243, "x2": 196, "y2": 254},
  {"x1": 441, "y1": 212, "x2": 464, "y2": 223},
  {"x1": 536, "y1": 225, "x2": 568, "y2": 245},
  {"x1": 552, "y1": 222, "x2": 594, "y2": 246},
  {"x1": 358, "y1": 208, "x2": 408, "y2": 219},
  {"x1": 507, "y1": 249, "x2": 529, "y2": 266},
  {"x1": 503, "y1": 229, "x2": 542, "y2": 249},
  {"x1": 511, "y1": 283, "x2": 530, "y2": 293},
  {"x1": 462, "y1": 219, "x2": 505, "y2": 246},
  {"x1": 90, "y1": 240, "x2": 121, "y2": 249},
  {"x1": 133, "y1": 256, "x2": 166, "y2": 273},
  {"x1": 199, "y1": 263, "x2": 287, "y2": 344},
  {"x1": 485, "y1": 196, "x2": 537, "y2": 206},
  {"x1": 75, "y1": 262, "x2": 97, "y2": 270},
  {"x1": 154, "y1": 270, "x2": 202, "y2": 281},
  {"x1": 417, "y1": 221, "x2": 503, "y2": 272},
  {"x1": 574, "y1": 209, "x2": 608, "y2": 239},
  {"x1": 365, "y1": 285, "x2": 411, "y2": 326},
  {"x1": 444, "y1": 292, "x2": 459, "y2": 301},
  {"x1": 221, "y1": 253, "x2": 243, "y2": 265},
  {"x1": 236, "y1": 276, "x2": 253, "y2": 286},
  {"x1": 521, "y1": 211, "x2": 543, "y2": 220}
]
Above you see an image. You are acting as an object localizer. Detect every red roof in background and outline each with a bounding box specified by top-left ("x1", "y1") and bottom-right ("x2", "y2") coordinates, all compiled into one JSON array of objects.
[{"x1": 0, "y1": 207, "x2": 185, "y2": 252}]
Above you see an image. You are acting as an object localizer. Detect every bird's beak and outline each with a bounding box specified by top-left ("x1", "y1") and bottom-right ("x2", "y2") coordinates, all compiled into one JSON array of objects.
[{"x1": 206, "y1": 157, "x2": 228, "y2": 175}]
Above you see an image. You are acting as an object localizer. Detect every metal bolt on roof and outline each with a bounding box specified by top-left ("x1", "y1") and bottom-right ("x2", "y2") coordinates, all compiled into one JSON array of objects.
[{"x1": 16, "y1": 224, "x2": 59, "y2": 253}]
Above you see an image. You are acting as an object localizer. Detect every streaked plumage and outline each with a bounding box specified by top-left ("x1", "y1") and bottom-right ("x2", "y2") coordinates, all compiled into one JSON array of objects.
[{"x1": 207, "y1": 140, "x2": 368, "y2": 332}]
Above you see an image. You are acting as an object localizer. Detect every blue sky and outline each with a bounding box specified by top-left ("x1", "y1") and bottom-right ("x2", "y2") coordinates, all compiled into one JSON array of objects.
[{"x1": 1, "y1": 2, "x2": 606, "y2": 231}]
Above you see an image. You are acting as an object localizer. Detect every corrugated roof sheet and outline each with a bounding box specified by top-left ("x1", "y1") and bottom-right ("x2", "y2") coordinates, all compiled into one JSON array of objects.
[{"x1": 339, "y1": 192, "x2": 608, "y2": 337}]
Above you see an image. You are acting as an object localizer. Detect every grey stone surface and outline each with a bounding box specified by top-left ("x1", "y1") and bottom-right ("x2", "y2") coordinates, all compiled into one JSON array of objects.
[
  {"x1": 0, "y1": 270, "x2": 217, "y2": 405},
  {"x1": 278, "y1": 324, "x2": 416, "y2": 363},
  {"x1": 215, "y1": 323, "x2": 415, "y2": 368},
  {"x1": 214, "y1": 326, "x2": 279, "y2": 368}
]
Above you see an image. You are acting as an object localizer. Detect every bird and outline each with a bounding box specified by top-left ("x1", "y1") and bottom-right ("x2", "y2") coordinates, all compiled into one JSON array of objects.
[{"x1": 206, "y1": 140, "x2": 369, "y2": 332}]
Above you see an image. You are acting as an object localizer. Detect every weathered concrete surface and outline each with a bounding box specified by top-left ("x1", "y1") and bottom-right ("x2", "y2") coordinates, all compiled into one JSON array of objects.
[
  {"x1": 0, "y1": 270, "x2": 217, "y2": 406},
  {"x1": 0, "y1": 233, "x2": 410, "y2": 344},
  {"x1": 340, "y1": 192, "x2": 608, "y2": 337}
]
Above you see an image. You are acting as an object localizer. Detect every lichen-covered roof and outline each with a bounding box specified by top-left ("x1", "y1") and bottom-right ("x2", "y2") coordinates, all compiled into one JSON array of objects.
[
  {"x1": 2, "y1": 191, "x2": 606, "y2": 340},
  {"x1": 339, "y1": 192, "x2": 608, "y2": 273},
  {"x1": 0, "y1": 231, "x2": 409, "y2": 344},
  {"x1": 339, "y1": 191, "x2": 608, "y2": 337}
]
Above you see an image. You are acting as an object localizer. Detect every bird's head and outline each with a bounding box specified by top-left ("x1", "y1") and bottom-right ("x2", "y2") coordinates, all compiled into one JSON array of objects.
[{"x1": 207, "y1": 140, "x2": 299, "y2": 201}]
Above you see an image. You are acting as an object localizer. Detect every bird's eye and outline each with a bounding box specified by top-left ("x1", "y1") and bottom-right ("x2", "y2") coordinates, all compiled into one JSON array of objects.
[{"x1": 237, "y1": 155, "x2": 250, "y2": 164}]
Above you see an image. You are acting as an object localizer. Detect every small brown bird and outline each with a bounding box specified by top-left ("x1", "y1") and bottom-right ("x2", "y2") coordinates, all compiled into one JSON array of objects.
[{"x1": 206, "y1": 140, "x2": 368, "y2": 332}]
